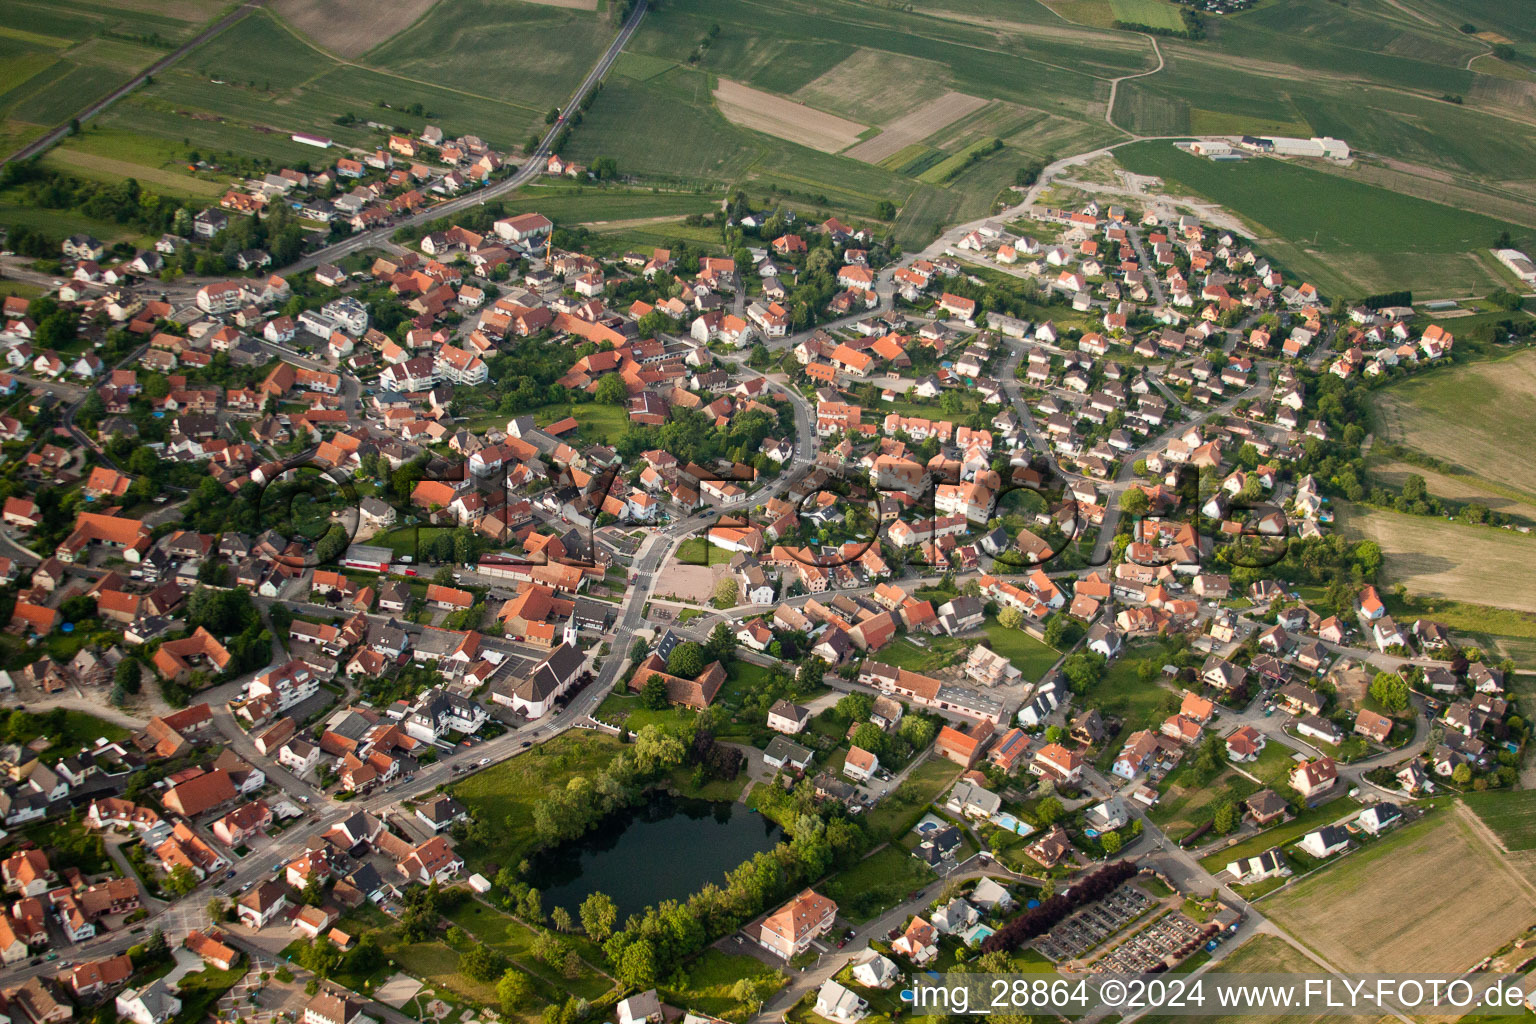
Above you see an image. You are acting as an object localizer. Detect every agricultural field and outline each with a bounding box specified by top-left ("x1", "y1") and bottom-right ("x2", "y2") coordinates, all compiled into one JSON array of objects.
[
  {"x1": 0, "y1": 2, "x2": 228, "y2": 153},
  {"x1": 1108, "y1": 0, "x2": 1536, "y2": 208},
  {"x1": 564, "y1": 0, "x2": 1134, "y2": 242},
  {"x1": 843, "y1": 92, "x2": 989, "y2": 165},
  {"x1": 1265, "y1": 809, "x2": 1536, "y2": 973},
  {"x1": 1335, "y1": 505, "x2": 1536, "y2": 614},
  {"x1": 1107, "y1": 0, "x2": 1185, "y2": 31},
  {"x1": 1367, "y1": 349, "x2": 1536, "y2": 503},
  {"x1": 1140, "y1": 935, "x2": 1337, "y2": 1024},
  {"x1": 1462, "y1": 790, "x2": 1536, "y2": 852},
  {"x1": 1114, "y1": 141, "x2": 1531, "y2": 298},
  {"x1": 270, "y1": 0, "x2": 441, "y2": 58},
  {"x1": 1364, "y1": 451, "x2": 1536, "y2": 525},
  {"x1": 712, "y1": 79, "x2": 867, "y2": 154},
  {"x1": 66, "y1": 0, "x2": 617, "y2": 182},
  {"x1": 364, "y1": 0, "x2": 616, "y2": 119}
]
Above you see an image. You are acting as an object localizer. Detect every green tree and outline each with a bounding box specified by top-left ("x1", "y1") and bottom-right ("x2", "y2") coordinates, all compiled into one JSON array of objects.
[
  {"x1": 667, "y1": 640, "x2": 706, "y2": 678},
  {"x1": 580, "y1": 891, "x2": 617, "y2": 941},
  {"x1": 1213, "y1": 801, "x2": 1241, "y2": 835},
  {"x1": 639, "y1": 675, "x2": 669, "y2": 710},
  {"x1": 595, "y1": 373, "x2": 628, "y2": 405},
  {"x1": 1452, "y1": 762, "x2": 1472, "y2": 785},
  {"x1": 1061, "y1": 651, "x2": 1105, "y2": 694},
  {"x1": 1100, "y1": 831, "x2": 1122, "y2": 855},
  {"x1": 114, "y1": 658, "x2": 142, "y2": 694},
  {"x1": 551, "y1": 906, "x2": 573, "y2": 932},
  {"x1": 851, "y1": 722, "x2": 886, "y2": 756},
  {"x1": 498, "y1": 968, "x2": 533, "y2": 1014},
  {"x1": 704, "y1": 621, "x2": 738, "y2": 661},
  {"x1": 836, "y1": 692, "x2": 872, "y2": 721},
  {"x1": 616, "y1": 938, "x2": 658, "y2": 988},
  {"x1": 1034, "y1": 797, "x2": 1063, "y2": 826},
  {"x1": 164, "y1": 864, "x2": 198, "y2": 897},
  {"x1": 1119, "y1": 489, "x2": 1150, "y2": 516},
  {"x1": 460, "y1": 944, "x2": 509, "y2": 982},
  {"x1": 997, "y1": 606, "x2": 1024, "y2": 630},
  {"x1": 1369, "y1": 672, "x2": 1410, "y2": 713}
]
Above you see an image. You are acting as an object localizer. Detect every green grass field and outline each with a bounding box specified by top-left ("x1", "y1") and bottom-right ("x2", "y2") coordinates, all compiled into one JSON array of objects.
[
  {"x1": 821, "y1": 844, "x2": 937, "y2": 922},
  {"x1": 452, "y1": 731, "x2": 624, "y2": 868},
  {"x1": 1367, "y1": 349, "x2": 1536, "y2": 504},
  {"x1": 661, "y1": 950, "x2": 786, "y2": 1022},
  {"x1": 1114, "y1": 140, "x2": 1530, "y2": 297},
  {"x1": 861, "y1": 756, "x2": 963, "y2": 841},
  {"x1": 979, "y1": 615, "x2": 1061, "y2": 681},
  {"x1": 443, "y1": 897, "x2": 614, "y2": 1002},
  {"x1": 1107, "y1": 0, "x2": 1184, "y2": 30},
  {"x1": 0, "y1": 2, "x2": 228, "y2": 145},
  {"x1": 1462, "y1": 791, "x2": 1536, "y2": 852}
]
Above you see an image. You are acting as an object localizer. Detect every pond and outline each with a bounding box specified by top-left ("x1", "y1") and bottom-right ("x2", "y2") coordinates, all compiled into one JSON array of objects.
[{"x1": 526, "y1": 790, "x2": 783, "y2": 920}]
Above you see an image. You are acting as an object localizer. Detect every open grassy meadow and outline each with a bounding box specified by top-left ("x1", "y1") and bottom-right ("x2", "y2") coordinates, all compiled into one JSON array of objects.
[
  {"x1": 1335, "y1": 504, "x2": 1536, "y2": 614},
  {"x1": 1264, "y1": 808, "x2": 1536, "y2": 973},
  {"x1": 1114, "y1": 140, "x2": 1530, "y2": 298},
  {"x1": 1367, "y1": 349, "x2": 1536, "y2": 504}
]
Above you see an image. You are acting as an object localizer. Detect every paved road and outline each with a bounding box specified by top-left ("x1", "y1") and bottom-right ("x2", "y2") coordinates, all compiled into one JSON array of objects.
[{"x1": 2, "y1": 3, "x2": 265, "y2": 167}]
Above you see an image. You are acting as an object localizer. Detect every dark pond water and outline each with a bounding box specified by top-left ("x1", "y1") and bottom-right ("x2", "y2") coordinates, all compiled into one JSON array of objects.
[{"x1": 525, "y1": 790, "x2": 782, "y2": 920}]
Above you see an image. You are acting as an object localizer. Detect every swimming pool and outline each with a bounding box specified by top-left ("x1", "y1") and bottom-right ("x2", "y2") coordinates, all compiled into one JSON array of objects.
[{"x1": 991, "y1": 812, "x2": 1035, "y2": 837}]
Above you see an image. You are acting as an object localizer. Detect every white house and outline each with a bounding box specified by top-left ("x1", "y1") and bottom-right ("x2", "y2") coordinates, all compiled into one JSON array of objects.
[
  {"x1": 815, "y1": 981, "x2": 868, "y2": 1024},
  {"x1": 1296, "y1": 825, "x2": 1350, "y2": 859},
  {"x1": 852, "y1": 953, "x2": 899, "y2": 990},
  {"x1": 116, "y1": 982, "x2": 181, "y2": 1024}
]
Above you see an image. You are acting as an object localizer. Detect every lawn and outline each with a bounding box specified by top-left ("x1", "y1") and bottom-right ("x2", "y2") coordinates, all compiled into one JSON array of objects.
[
  {"x1": 1462, "y1": 790, "x2": 1536, "y2": 852},
  {"x1": 462, "y1": 399, "x2": 631, "y2": 444},
  {"x1": 9, "y1": 709, "x2": 130, "y2": 763},
  {"x1": 1080, "y1": 647, "x2": 1179, "y2": 764},
  {"x1": 1114, "y1": 140, "x2": 1531, "y2": 297},
  {"x1": 821, "y1": 844, "x2": 937, "y2": 922},
  {"x1": 451, "y1": 731, "x2": 624, "y2": 869},
  {"x1": 594, "y1": 688, "x2": 700, "y2": 736},
  {"x1": 173, "y1": 963, "x2": 250, "y2": 1024},
  {"x1": 662, "y1": 949, "x2": 786, "y2": 1021},
  {"x1": 443, "y1": 897, "x2": 614, "y2": 1002},
  {"x1": 979, "y1": 615, "x2": 1061, "y2": 681},
  {"x1": 1148, "y1": 764, "x2": 1258, "y2": 838},
  {"x1": 862, "y1": 756, "x2": 963, "y2": 841},
  {"x1": 1198, "y1": 795, "x2": 1359, "y2": 873}
]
